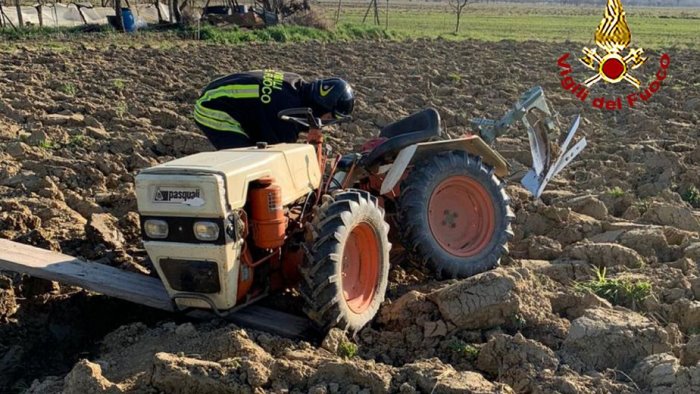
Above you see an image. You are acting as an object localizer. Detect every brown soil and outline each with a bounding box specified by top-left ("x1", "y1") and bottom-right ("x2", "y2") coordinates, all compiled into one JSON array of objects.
[{"x1": 1, "y1": 38, "x2": 699, "y2": 393}]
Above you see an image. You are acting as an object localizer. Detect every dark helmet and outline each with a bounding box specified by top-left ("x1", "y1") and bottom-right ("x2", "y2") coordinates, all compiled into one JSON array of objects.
[{"x1": 308, "y1": 78, "x2": 354, "y2": 118}]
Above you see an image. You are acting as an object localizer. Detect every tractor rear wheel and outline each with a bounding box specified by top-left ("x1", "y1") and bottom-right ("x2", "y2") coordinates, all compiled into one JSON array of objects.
[
  {"x1": 300, "y1": 190, "x2": 391, "y2": 332},
  {"x1": 398, "y1": 151, "x2": 514, "y2": 279}
]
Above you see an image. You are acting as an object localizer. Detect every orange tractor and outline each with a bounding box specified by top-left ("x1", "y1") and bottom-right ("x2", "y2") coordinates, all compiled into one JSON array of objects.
[{"x1": 135, "y1": 86, "x2": 585, "y2": 332}]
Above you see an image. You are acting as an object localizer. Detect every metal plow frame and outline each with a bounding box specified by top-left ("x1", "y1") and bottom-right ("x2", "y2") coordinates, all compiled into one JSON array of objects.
[{"x1": 472, "y1": 86, "x2": 588, "y2": 197}]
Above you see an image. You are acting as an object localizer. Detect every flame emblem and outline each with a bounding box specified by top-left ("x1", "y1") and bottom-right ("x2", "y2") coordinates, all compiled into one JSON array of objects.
[{"x1": 579, "y1": 0, "x2": 647, "y2": 88}]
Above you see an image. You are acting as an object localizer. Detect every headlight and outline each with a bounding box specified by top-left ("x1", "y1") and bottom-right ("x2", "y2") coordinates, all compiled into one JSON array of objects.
[
  {"x1": 193, "y1": 221, "x2": 220, "y2": 241},
  {"x1": 144, "y1": 219, "x2": 168, "y2": 239}
]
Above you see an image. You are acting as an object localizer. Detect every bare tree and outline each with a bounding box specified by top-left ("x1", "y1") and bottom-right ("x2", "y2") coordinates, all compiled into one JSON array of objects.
[
  {"x1": 362, "y1": 0, "x2": 380, "y2": 26},
  {"x1": 15, "y1": 0, "x2": 23, "y2": 28},
  {"x1": 172, "y1": 0, "x2": 182, "y2": 23},
  {"x1": 449, "y1": 0, "x2": 468, "y2": 34},
  {"x1": 154, "y1": 0, "x2": 164, "y2": 23},
  {"x1": 0, "y1": 1, "x2": 18, "y2": 29},
  {"x1": 385, "y1": 0, "x2": 388, "y2": 29},
  {"x1": 334, "y1": 0, "x2": 342, "y2": 24},
  {"x1": 114, "y1": 0, "x2": 124, "y2": 31},
  {"x1": 35, "y1": 2, "x2": 43, "y2": 27}
]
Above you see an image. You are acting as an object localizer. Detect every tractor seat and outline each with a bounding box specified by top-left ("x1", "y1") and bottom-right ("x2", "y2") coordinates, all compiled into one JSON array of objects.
[{"x1": 360, "y1": 108, "x2": 442, "y2": 167}]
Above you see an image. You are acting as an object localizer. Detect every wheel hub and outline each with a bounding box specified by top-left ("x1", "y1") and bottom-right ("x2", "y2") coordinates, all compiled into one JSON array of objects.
[
  {"x1": 442, "y1": 209, "x2": 459, "y2": 228},
  {"x1": 428, "y1": 176, "x2": 496, "y2": 257},
  {"x1": 341, "y1": 222, "x2": 380, "y2": 314}
]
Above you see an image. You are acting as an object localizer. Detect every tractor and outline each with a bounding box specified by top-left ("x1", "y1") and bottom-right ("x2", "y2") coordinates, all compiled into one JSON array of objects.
[{"x1": 134, "y1": 86, "x2": 586, "y2": 332}]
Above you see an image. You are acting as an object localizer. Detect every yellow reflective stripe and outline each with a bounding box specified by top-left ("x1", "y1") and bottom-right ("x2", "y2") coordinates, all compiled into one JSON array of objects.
[
  {"x1": 194, "y1": 103, "x2": 241, "y2": 126},
  {"x1": 194, "y1": 112, "x2": 245, "y2": 135},
  {"x1": 194, "y1": 108, "x2": 243, "y2": 133},
  {"x1": 193, "y1": 108, "x2": 248, "y2": 137},
  {"x1": 198, "y1": 84, "x2": 260, "y2": 104}
]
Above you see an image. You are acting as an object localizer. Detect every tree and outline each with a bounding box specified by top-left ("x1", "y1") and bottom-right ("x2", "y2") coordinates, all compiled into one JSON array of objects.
[
  {"x1": 34, "y1": 2, "x2": 43, "y2": 27},
  {"x1": 15, "y1": 0, "x2": 23, "y2": 28},
  {"x1": 114, "y1": 0, "x2": 124, "y2": 32},
  {"x1": 449, "y1": 0, "x2": 468, "y2": 34},
  {"x1": 169, "y1": 0, "x2": 191, "y2": 25},
  {"x1": 172, "y1": 0, "x2": 182, "y2": 23}
]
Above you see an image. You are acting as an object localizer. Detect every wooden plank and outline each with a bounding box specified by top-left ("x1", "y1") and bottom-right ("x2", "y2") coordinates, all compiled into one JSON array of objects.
[
  {"x1": 0, "y1": 239, "x2": 317, "y2": 340},
  {"x1": 0, "y1": 239, "x2": 174, "y2": 311}
]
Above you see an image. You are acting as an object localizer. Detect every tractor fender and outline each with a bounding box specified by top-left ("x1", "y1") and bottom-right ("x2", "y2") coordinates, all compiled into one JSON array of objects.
[{"x1": 379, "y1": 136, "x2": 509, "y2": 195}]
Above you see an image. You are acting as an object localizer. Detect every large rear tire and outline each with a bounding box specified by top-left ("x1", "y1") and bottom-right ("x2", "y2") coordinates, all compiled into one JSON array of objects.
[
  {"x1": 398, "y1": 151, "x2": 514, "y2": 279},
  {"x1": 300, "y1": 190, "x2": 391, "y2": 332}
]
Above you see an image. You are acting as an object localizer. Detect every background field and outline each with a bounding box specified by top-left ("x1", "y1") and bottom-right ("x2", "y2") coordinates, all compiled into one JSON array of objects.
[
  {"x1": 1, "y1": 2, "x2": 698, "y2": 49},
  {"x1": 319, "y1": 1, "x2": 700, "y2": 48}
]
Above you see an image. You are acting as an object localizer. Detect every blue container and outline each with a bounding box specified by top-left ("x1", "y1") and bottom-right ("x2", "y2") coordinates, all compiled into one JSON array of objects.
[{"x1": 121, "y1": 8, "x2": 136, "y2": 32}]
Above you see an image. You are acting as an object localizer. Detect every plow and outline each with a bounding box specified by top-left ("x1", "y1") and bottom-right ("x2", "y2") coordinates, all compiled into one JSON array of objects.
[{"x1": 0, "y1": 86, "x2": 586, "y2": 337}]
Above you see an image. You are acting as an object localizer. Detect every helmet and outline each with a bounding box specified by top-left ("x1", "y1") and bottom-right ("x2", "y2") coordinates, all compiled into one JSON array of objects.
[{"x1": 309, "y1": 78, "x2": 354, "y2": 118}]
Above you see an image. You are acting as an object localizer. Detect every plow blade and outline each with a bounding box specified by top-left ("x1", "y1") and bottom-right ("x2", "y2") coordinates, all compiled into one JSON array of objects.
[
  {"x1": 471, "y1": 86, "x2": 587, "y2": 198},
  {"x1": 521, "y1": 115, "x2": 587, "y2": 198},
  {"x1": 0, "y1": 239, "x2": 315, "y2": 340}
]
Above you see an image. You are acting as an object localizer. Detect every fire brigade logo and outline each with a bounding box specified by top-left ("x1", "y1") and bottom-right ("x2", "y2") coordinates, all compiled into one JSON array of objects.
[
  {"x1": 579, "y1": 0, "x2": 646, "y2": 88},
  {"x1": 555, "y1": 0, "x2": 670, "y2": 111}
]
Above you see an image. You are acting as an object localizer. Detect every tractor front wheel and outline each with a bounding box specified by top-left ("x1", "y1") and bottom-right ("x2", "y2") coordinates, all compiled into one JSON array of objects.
[
  {"x1": 300, "y1": 190, "x2": 391, "y2": 332},
  {"x1": 398, "y1": 151, "x2": 514, "y2": 279}
]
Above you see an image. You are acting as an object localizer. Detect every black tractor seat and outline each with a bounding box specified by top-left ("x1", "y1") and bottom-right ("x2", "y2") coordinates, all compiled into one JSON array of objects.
[{"x1": 359, "y1": 108, "x2": 442, "y2": 168}]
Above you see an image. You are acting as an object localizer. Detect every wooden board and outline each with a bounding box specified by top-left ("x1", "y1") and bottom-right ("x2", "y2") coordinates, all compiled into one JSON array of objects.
[
  {"x1": 0, "y1": 239, "x2": 316, "y2": 340},
  {"x1": 0, "y1": 238, "x2": 174, "y2": 311}
]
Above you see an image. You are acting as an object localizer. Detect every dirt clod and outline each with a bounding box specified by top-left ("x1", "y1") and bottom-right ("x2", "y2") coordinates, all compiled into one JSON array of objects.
[
  {"x1": 429, "y1": 268, "x2": 550, "y2": 331},
  {"x1": 680, "y1": 335, "x2": 700, "y2": 367},
  {"x1": 641, "y1": 202, "x2": 700, "y2": 232},
  {"x1": 564, "y1": 242, "x2": 645, "y2": 268},
  {"x1": 0, "y1": 276, "x2": 18, "y2": 320},
  {"x1": 86, "y1": 213, "x2": 126, "y2": 251},
  {"x1": 476, "y1": 333, "x2": 558, "y2": 392},
  {"x1": 321, "y1": 328, "x2": 349, "y2": 354},
  {"x1": 561, "y1": 308, "x2": 673, "y2": 373},
  {"x1": 63, "y1": 360, "x2": 123, "y2": 394}
]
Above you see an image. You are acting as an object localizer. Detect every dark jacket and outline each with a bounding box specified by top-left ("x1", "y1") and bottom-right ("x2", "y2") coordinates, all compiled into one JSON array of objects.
[{"x1": 195, "y1": 70, "x2": 312, "y2": 144}]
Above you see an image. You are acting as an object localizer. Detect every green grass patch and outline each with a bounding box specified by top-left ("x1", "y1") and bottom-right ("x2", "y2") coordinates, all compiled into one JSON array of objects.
[
  {"x1": 448, "y1": 340, "x2": 479, "y2": 361},
  {"x1": 0, "y1": 24, "x2": 115, "y2": 41},
  {"x1": 607, "y1": 186, "x2": 626, "y2": 198},
  {"x1": 115, "y1": 102, "x2": 128, "y2": 119},
  {"x1": 682, "y1": 185, "x2": 700, "y2": 208},
  {"x1": 632, "y1": 199, "x2": 651, "y2": 215},
  {"x1": 112, "y1": 79, "x2": 127, "y2": 91},
  {"x1": 68, "y1": 134, "x2": 87, "y2": 147},
  {"x1": 59, "y1": 82, "x2": 77, "y2": 96},
  {"x1": 0, "y1": 23, "x2": 396, "y2": 47},
  {"x1": 575, "y1": 267, "x2": 652, "y2": 310},
  {"x1": 185, "y1": 23, "x2": 397, "y2": 44},
  {"x1": 38, "y1": 139, "x2": 59, "y2": 150},
  {"x1": 337, "y1": 341, "x2": 358, "y2": 359}
]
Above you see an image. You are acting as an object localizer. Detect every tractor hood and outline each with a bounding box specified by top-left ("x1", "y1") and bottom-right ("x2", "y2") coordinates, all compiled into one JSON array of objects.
[{"x1": 137, "y1": 143, "x2": 322, "y2": 209}]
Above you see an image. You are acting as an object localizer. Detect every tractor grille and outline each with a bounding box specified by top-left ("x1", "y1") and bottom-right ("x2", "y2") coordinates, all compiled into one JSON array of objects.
[{"x1": 160, "y1": 259, "x2": 221, "y2": 294}]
